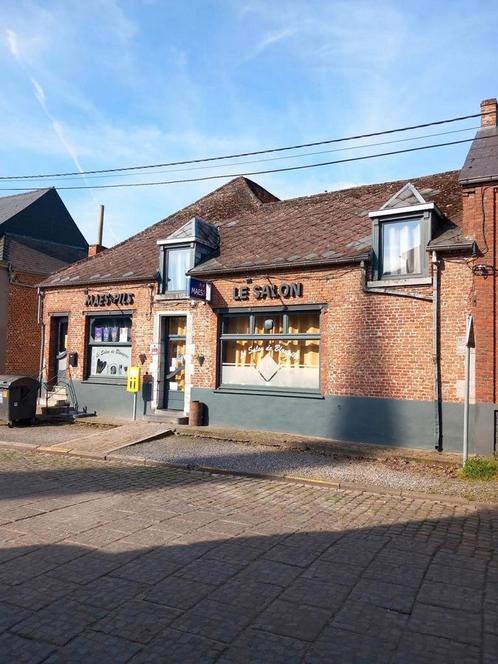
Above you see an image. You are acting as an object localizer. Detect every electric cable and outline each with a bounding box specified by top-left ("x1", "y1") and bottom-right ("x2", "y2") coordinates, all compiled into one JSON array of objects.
[
  {"x1": 0, "y1": 134, "x2": 491, "y2": 192},
  {"x1": 0, "y1": 111, "x2": 490, "y2": 181}
]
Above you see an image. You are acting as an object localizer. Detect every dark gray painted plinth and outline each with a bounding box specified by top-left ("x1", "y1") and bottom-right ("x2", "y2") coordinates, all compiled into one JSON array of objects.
[
  {"x1": 71, "y1": 380, "x2": 153, "y2": 419},
  {"x1": 191, "y1": 388, "x2": 495, "y2": 454}
]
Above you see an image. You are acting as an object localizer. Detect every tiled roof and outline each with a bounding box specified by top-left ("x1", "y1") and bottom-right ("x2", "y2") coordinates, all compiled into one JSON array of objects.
[
  {"x1": 2, "y1": 234, "x2": 88, "y2": 275},
  {"x1": 40, "y1": 170, "x2": 466, "y2": 287},
  {"x1": 40, "y1": 177, "x2": 278, "y2": 287},
  {"x1": 191, "y1": 170, "x2": 465, "y2": 275}
]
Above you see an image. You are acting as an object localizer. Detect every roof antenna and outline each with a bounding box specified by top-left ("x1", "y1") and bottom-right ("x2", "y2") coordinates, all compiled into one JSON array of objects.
[{"x1": 97, "y1": 204, "x2": 104, "y2": 246}]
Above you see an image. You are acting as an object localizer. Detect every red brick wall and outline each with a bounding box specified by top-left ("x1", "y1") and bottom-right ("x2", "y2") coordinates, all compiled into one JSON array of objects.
[
  {"x1": 461, "y1": 185, "x2": 498, "y2": 405},
  {"x1": 40, "y1": 258, "x2": 475, "y2": 407},
  {"x1": 190, "y1": 265, "x2": 473, "y2": 402},
  {"x1": 4, "y1": 272, "x2": 42, "y2": 377}
]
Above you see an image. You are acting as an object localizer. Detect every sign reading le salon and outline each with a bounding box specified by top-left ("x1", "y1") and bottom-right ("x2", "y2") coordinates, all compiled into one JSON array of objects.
[
  {"x1": 233, "y1": 282, "x2": 303, "y2": 301},
  {"x1": 85, "y1": 292, "x2": 135, "y2": 307}
]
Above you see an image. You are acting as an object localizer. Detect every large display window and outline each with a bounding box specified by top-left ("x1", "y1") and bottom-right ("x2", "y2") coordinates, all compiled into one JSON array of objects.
[
  {"x1": 220, "y1": 311, "x2": 320, "y2": 390},
  {"x1": 87, "y1": 315, "x2": 132, "y2": 379}
]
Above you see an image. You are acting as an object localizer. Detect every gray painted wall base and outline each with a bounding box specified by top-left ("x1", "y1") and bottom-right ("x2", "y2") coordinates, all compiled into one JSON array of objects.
[
  {"x1": 71, "y1": 380, "x2": 151, "y2": 419},
  {"x1": 191, "y1": 388, "x2": 495, "y2": 454}
]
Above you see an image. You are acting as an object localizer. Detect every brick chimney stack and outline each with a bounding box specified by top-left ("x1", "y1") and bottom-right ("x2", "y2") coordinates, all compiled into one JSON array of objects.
[
  {"x1": 480, "y1": 98, "x2": 497, "y2": 127},
  {"x1": 88, "y1": 244, "x2": 105, "y2": 257}
]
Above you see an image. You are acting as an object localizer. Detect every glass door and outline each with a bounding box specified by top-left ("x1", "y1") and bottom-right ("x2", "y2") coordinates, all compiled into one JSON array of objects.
[
  {"x1": 163, "y1": 316, "x2": 186, "y2": 410},
  {"x1": 54, "y1": 317, "x2": 68, "y2": 384}
]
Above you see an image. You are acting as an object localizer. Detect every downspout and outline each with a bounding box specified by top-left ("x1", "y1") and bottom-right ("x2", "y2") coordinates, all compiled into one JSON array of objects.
[
  {"x1": 37, "y1": 288, "x2": 45, "y2": 391},
  {"x1": 361, "y1": 259, "x2": 443, "y2": 451},
  {"x1": 432, "y1": 252, "x2": 442, "y2": 451}
]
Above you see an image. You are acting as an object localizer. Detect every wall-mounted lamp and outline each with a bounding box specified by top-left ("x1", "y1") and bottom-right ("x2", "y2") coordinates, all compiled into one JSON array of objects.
[{"x1": 472, "y1": 264, "x2": 497, "y2": 279}]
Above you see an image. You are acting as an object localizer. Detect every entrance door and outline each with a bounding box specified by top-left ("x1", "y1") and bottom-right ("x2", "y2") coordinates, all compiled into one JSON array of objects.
[
  {"x1": 162, "y1": 316, "x2": 186, "y2": 410},
  {"x1": 54, "y1": 317, "x2": 68, "y2": 384}
]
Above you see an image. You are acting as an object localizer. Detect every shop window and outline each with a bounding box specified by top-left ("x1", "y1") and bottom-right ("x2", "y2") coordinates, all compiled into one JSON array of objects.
[
  {"x1": 87, "y1": 315, "x2": 132, "y2": 379},
  {"x1": 220, "y1": 311, "x2": 320, "y2": 391}
]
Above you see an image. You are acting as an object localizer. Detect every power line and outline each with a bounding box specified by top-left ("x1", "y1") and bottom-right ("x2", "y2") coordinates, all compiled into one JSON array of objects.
[
  {"x1": 3, "y1": 125, "x2": 479, "y2": 183},
  {"x1": 0, "y1": 135, "x2": 486, "y2": 192},
  {"x1": 0, "y1": 112, "x2": 487, "y2": 181}
]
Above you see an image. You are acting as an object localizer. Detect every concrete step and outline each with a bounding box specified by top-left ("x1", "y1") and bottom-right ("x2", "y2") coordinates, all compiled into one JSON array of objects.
[
  {"x1": 41, "y1": 405, "x2": 71, "y2": 416},
  {"x1": 146, "y1": 410, "x2": 188, "y2": 425},
  {"x1": 45, "y1": 398, "x2": 70, "y2": 407}
]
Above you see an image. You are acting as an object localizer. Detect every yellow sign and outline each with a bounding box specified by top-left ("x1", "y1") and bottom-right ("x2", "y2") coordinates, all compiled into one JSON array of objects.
[{"x1": 127, "y1": 366, "x2": 140, "y2": 393}]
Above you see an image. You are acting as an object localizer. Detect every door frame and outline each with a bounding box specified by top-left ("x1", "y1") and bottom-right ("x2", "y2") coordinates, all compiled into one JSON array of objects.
[
  {"x1": 51, "y1": 314, "x2": 69, "y2": 386},
  {"x1": 151, "y1": 311, "x2": 192, "y2": 415},
  {"x1": 162, "y1": 317, "x2": 187, "y2": 410}
]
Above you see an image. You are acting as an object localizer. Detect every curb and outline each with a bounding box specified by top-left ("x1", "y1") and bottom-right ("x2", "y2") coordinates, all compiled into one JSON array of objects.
[
  {"x1": 0, "y1": 441, "x2": 493, "y2": 510},
  {"x1": 108, "y1": 452, "x2": 492, "y2": 509}
]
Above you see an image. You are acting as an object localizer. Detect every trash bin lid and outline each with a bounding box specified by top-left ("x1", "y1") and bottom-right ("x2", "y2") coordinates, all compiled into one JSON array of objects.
[{"x1": 0, "y1": 375, "x2": 39, "y2": 388}]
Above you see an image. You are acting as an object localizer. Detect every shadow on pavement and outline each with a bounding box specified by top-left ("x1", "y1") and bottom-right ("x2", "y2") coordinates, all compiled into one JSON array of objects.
[{"x1": 0, "y1": 457, "x2": 496, "y2": 662}]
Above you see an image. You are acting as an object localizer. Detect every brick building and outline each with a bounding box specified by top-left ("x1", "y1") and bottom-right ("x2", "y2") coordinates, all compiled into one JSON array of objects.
[
  {"x1": 39, "y1": 100, "x2": 498, "y2": 453},
  {"x1": 0, "y1": 188, "x2": 87, "y2": 376}
]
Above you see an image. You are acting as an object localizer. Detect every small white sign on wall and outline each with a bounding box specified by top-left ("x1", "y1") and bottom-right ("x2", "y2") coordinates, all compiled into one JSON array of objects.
[{"x1": 150, "y1": 343, "x2": 160, "y2": 356}]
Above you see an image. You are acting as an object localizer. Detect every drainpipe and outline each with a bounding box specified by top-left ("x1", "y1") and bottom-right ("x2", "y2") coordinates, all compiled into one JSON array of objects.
[
  {"x1": 37, "y1": 289, "x2": 45, "y2": 391},
  {"x1": 432, "y1": 252, "x2": 442, "y2": 451}
]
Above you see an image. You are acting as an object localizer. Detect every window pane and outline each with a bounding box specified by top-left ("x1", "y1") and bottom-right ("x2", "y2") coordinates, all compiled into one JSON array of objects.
[
  {"x1": 287, "y1": 312, "x2": 320, "y2": 334},
  {"x1": 89, "y1": 345, "x2": 131, "y2": 377},
  {"x1": 169, "y1": 316, "x2": 186, "y2": 337},
  {"x1": 254, "y1": 315, "x2": 284, "y2": 334},
  {"x1": 167, "y1": 339, "x2": 186, "y2": 392},
  {"x1": 223, "y1": 315, "x2": 250, "y2": 335},
  {"x1": 221, "y1": 338, "x2": 319, "y2": 389},
  {"x1": 382, "y1": 219, "x2": 421, "y2": 276},
  {"x1": 167, "y1": 247, "x2": 191, "y2": 291},
  {"x1": 91, "y1": 317, "x2": 132, "y2": 343}
]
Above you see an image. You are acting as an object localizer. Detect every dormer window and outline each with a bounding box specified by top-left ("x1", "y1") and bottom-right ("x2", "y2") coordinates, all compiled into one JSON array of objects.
[
  {"x1": 369, "y1": 183, "x2": 440, "y2": 284},
  {"x1": 164, "y1": 246, "x2": 192, "y2": 293},
  {"x1": 157, "y1": 217, "x2": 219, "y2": 296},
  {"x1": 381, "y1": 217, "x2": 422, "y2": 277}
]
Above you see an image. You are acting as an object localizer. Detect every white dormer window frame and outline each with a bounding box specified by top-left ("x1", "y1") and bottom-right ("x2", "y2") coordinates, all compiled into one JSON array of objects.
[
  {"x1": 368, "y1": 185, "x2": 441, "y2": 284},
  {"x1": 157, "y1": 240, "x2": 195, "y2": 295}
]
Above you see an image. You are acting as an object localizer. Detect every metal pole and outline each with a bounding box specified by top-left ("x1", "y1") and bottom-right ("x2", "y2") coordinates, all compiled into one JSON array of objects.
[
  {"x1": 133, "y1": 392, "x2": 137, "y2": 421},
  {"x1": 463, "y1": 343, "x2": 471, "y2": 465},
  {"x1": 97, "y1": 205, "x2": 104, "y2": 246}
]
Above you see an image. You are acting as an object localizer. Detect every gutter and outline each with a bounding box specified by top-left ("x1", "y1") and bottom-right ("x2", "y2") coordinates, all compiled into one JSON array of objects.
[{"x1": 189, "y1": 254, "x2": 369, "y2": 278}]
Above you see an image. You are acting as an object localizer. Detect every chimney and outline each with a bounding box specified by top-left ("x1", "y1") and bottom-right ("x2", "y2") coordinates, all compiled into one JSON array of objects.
[
  {"x1": 88, "y1": 204, "x2": 106, "y2": 257},
  {"x1": 88, "y1": 244, "x2": 105, "y2": 257},
  {"x1": 480, "y1": 98, "x2": 497, "y2": 128}
]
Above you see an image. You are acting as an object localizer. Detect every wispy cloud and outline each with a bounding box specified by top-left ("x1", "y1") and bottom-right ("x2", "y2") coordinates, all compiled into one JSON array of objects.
[{"x1": 5, "y1": 28, "x2": 20, "y2": 58}]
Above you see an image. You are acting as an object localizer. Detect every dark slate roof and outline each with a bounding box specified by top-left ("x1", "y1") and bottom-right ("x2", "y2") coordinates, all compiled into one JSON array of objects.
[
  {"x1": 1, "y1": 234, "x2": 88, "y2": 275},
  {"x1": 40, "y1": 177, "x2": 278, "y2": 287},
  {"x1": 0, "y1": 189, "x2": 49, "y2": 225},
  {"x1": 459, "y1": 127, "x2": 498, "y2": 184},
  {"x1": 40, "y1": 170, "x2": 468, "y2": 287},
  {"x1": 0, "y1": 188, "x2": 88, "y2": 249}
]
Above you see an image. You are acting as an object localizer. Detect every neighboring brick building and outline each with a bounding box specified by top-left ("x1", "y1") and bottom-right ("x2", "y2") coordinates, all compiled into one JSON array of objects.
[
  {"x1": 0, "y1": 188, "x2": 88, "y2": 376},
  {"x1": 39, "y1": 99, "x2": 498, "y2": 454}
]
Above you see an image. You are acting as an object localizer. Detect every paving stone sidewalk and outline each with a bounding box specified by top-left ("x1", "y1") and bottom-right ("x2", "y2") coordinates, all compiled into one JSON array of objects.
[{"x1": 0, "y1": 449, "x2": 496, "y2": 663}]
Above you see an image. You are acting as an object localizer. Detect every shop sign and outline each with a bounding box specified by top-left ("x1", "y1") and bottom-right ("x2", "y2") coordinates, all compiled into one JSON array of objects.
[
  {"x1": 186, "y1": 277, "x2": 211, "y2": 301},
  {"x1": 233, "y1": 282, "x2": 303, "y2": 301},
  {"x1": 85, "y1": 292, "x2": 135, "y2": 307}
]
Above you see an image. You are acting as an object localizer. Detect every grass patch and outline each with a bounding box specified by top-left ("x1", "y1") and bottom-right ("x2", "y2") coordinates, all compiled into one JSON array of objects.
[{"x1": 461, "y1": 456, "x2": 498, "y2": 480}]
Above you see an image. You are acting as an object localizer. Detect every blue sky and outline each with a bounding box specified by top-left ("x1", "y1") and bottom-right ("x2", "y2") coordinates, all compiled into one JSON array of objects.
[{"x1": 1, "y1": 0, "x2": 498, "y2": 245}]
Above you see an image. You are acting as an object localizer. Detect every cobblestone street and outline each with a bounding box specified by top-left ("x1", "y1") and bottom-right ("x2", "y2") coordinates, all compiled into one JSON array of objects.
[{"x1": 0, "y1": 450, "x2": 496, "y2": 663}]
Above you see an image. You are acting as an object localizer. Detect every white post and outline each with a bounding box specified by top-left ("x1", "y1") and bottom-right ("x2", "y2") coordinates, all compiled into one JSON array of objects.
[
  {"x1": 462, "y1": 314, "x2": 474, "y2": 466},
  {"x1": 463, "y1": 343, "x2": 470, "y2": 465}
]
